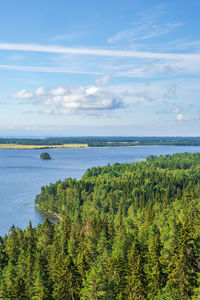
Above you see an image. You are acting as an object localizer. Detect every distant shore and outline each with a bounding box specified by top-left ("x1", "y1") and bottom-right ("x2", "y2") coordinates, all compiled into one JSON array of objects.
[
  {"x1": 1, "y1": 137, "x2": 200, "y2": 148},
  {"x1": 0, "y1": 144, "x2": 88, "y2": 149},
  {"x1": 0, "y1": 144, "x2": 146, "y2": 149}
]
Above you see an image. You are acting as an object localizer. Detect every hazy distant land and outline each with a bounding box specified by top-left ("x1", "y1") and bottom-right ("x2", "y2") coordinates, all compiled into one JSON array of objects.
[
  {"x1": 1, "y1": 136, "x2": 200, "y2": 149},
  {"x1": 0, "y1": 144, "x2": 88, "y2": 149}
]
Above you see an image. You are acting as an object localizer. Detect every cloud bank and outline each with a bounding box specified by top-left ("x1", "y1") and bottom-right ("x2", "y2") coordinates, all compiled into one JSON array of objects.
[{"x1": 11, "y1": 85, "x2": 124, "y2": 115}]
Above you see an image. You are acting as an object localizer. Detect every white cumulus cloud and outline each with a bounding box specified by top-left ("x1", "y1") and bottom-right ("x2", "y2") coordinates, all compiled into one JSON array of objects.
[
  {"x1": 11, "y1": 85, "x2": 124, "y2": 116},
  {"x1": 11, "y1": 89, "x2": 33, "y2": 99},
  {"x1": 50, "y1": 86, "x2": 66, "y2": 96}
]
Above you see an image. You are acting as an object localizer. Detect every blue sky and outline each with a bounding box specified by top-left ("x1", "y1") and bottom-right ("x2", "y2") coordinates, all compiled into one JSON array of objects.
[{"x1": 0, "y1": 0, "x2": 200, "y2": 136}]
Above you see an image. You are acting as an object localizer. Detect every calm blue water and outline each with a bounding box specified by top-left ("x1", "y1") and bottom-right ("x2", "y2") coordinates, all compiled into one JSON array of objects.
[{"x1": 1, "y1": 145, "x2": 200, "y2": 236}]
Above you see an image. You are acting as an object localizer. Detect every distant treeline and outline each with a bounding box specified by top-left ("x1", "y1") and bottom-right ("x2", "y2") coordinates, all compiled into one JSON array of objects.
[{"x1": 1, "y1": 136, "x2": 200, "y2": 147}]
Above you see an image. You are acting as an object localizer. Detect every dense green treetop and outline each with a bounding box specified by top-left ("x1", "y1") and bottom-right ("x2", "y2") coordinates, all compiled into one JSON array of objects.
[
  {"x1": 1, "y1": 152, "x2": 200, "y2": 298},
  {"x1": 40, "y1": 152, "x2": 52, "y2": 160}
]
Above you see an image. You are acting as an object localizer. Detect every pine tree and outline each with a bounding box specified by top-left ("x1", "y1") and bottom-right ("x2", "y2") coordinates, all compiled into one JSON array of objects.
[
  {"x1": 168, "y1": 221, "x2": 199, "y2": 299},
  {"x1": 62, "y1": 215, "x2": 71, "y2": 255},
  {"x1": 11, "y1": 276, "x2": 26, "y2": 299},
  {"x1": 52, "y1": 255, "x2": 81, "y2": 300},
  {"x1": 37, "y1": 218, "x2": 54, "y2": 255},
  {"x1": 32, "y1": 251, "x2": 52, "y2": 300},
  {"x1": 78, "y1": 251, "x2": 89, "y2": 278},
  {"x1": 5, "y1": 225, "x2": 20, "y2": 263},
  {"x1": 81, "y1": 260, "x2": 115, "y2": 300},
  {"x1": 126, "y1": 237, "x2": 146, "y2": 299},
  {"x1": 1, "y1": 261, "x2": 16, "y2": 298},
  {"x1": 23, "y1": 221, "x2": 36, "y2": 299},
  {"x1": 146, "y1": 229, "x2": 165, "y2": 295},
  {"x1": 0, "y1": 237, "x2": 7, "y2": 271}
]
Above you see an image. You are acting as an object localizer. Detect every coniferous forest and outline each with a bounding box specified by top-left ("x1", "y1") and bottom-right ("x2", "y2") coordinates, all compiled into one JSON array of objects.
[
  {"x1": 1, "y1": 152, "x2": 200, "y2": 299},
  {"x1": 2, "y1": 136, "x2": 200, "y2": 147}
]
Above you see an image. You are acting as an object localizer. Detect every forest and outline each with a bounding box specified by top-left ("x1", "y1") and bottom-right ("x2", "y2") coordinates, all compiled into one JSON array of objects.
[
  {"x1": 2, "y1": 136, "x2": 200, "y2": 147},
  {"x1": 1, "y1": 152, "x2": 200, "y2": 299}
]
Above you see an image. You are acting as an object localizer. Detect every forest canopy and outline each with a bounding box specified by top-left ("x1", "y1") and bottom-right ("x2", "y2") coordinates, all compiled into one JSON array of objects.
[{"x1": 1, "y1": 152, "x2": 200, "y2": 299}]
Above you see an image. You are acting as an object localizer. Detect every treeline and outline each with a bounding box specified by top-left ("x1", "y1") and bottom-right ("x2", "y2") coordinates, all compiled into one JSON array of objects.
[
  {"x1": 1, "y1": 153, "x2": 200, "y2": 298},
  {"x1": 1, "y1": 136, "x2": 200, "y2": 146},
  {"x1": 0, "y1": 137, "x2": 137, "y2": 146}
]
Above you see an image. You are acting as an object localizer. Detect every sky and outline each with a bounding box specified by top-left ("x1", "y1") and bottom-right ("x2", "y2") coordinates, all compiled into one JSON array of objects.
[{"x1": 0, "y1": 0, "x2": 200, "y2": 136}]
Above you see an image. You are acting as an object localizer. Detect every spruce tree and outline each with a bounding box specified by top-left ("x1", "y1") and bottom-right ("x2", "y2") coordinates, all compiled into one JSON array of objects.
[
  {"x1": 62, "y1": 215, "x2": 71, "y2": 255},
  {"x1": 11, "y1": 276, "x2": 26, "y2": 299},
  {"x1": 81, "y1": 260, "x2": 114, "y2": 300},
  {"x1": 126, "y1": 237, "x2": 146, "y2": 299},
  {"x1": 52, "y1": 255, "x2": 81, "y2": 300},
  {"x1": 168, "y1": 221, "x2": 199, "y2": 299},
  {"x1": 146, "y1": 230, "x2": 165, "y2": 295}
]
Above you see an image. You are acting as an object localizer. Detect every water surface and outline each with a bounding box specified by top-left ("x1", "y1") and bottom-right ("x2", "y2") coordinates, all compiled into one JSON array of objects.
[{"x1": 1, "y1": 145, "x2": 200, "y2": 236}]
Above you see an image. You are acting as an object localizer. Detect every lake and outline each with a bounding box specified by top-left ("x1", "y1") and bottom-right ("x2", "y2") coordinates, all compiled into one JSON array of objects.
[{"x1": 1, "y1": 145, "x2": 200, "y2": 236}]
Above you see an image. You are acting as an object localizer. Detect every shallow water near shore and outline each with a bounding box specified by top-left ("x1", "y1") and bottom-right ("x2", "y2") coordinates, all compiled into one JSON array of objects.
[{"x1": 1, "y1": 145, "x2": 200, "y2": 236}]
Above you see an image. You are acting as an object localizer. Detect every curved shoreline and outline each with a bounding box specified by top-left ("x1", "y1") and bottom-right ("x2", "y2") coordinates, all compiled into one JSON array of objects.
[
  {"x1": 47, "y1": 210, "x2": 63, "y2": 222},
  {"x1": 38, "y1": 207, "x2": 63, "y2": 222}
]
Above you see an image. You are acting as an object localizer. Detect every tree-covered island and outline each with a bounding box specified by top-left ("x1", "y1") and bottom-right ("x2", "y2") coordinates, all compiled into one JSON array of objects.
[
  {"x1": 40, "y1": 152, "x2": 52, "y2": 160},
  {"x1": 1, "y1": 152, "x2": 200, "y2": 298}
]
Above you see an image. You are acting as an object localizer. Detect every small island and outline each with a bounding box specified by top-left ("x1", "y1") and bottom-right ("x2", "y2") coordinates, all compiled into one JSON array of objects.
[{"x1": 40, "y1": 152, "x2": 52, "y2": 160}]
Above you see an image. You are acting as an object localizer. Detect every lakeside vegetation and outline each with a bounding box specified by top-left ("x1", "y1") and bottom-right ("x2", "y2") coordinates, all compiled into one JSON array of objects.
[
  {"x1": 40, "y1": 152, "x2": 52, "y2": 160},
  {"x1": 1, "y1": 136, "x2": 200, "y2": 148},
  {"x1": 0, "y1": 152, "x2": 200, "y2": 298}
]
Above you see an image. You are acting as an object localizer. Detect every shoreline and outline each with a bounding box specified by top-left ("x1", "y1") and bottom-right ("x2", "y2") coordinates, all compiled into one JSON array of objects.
[
  {"x1": 0, "y1": 144, "x2": 88, "y2": 149},
  {"x1": 39, "y1": 208, "x2": 63, "y2": 222},
  {"x1": 47, "y1": 210, "x2": 63, "y2": 222},
  {"x1": 0, "y1": 144, "x2": 195, "y2": 150},
  {"x1": 0, "y1": 144, "x2": 147, "y2": 150}
]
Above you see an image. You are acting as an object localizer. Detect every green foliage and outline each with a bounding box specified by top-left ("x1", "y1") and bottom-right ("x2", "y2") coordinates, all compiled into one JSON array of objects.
[
  {"x1": 40, "y1": 152, "x2": 52, "y2": 160},
  {"x1": 146, "y1": 229, "x2": 165, "y2": 294},
  {"x1": 1, "y1": 152, "x2": 200, "y2": 298},
  {"x1": 2, "y1": 136, "x2": 200, "y2": 147},
  {"x1": 168, "y1": 220, "x2": 199, "y2": 299},
  {"x1": 126, "y1": 237, "x2": 146, "y2": 299},
  {"x1": 52, "y1": 255, "x2": 81, "y2": 299},
  {"x1": 81, "y1": 261, "x2": 112, "y2": 300},
  {"x1": 148, "y1": 284, "x2": 178, "y2": 300}
]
